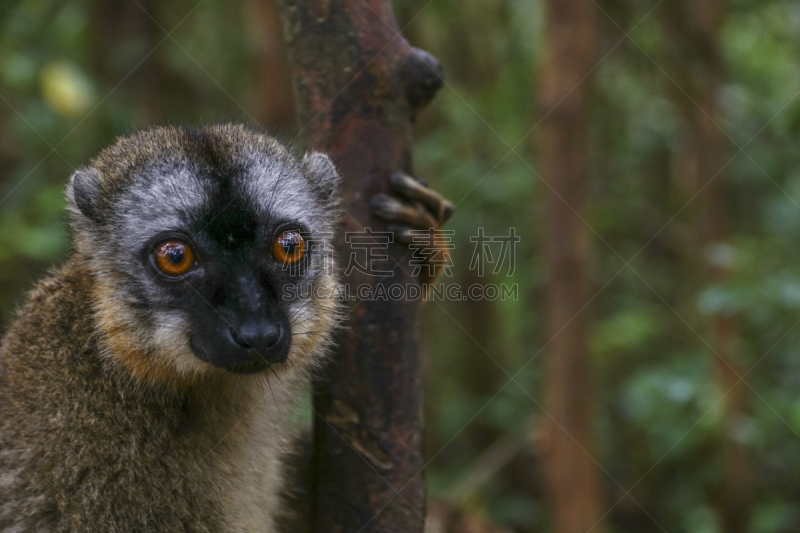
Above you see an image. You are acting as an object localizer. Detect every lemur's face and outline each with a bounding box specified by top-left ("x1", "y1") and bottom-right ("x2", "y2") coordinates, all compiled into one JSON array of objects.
[{"x1": 67, "y1": 126, "x2": 341, "y2": 383}]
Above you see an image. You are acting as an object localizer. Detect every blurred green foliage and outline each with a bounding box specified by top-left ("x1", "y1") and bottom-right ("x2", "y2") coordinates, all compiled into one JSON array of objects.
[{"x1": 3, "y1": 0, "x2": 800, "y2": 532}]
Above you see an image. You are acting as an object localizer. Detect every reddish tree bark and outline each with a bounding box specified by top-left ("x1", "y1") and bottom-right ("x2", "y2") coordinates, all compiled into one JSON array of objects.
[
  {"x1": 252, "y1": 0, "x2": 297, "y2": 131},
  {"x1": 277, "y1": 0, "x2": 442, "y2": 531},
  {"x1": 539, "y1": 1, "x2": 605, "y2": 532}
]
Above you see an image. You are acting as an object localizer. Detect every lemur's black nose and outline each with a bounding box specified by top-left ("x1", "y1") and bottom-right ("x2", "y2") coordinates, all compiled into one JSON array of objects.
[{"x1": 228, "y1": 321, "x2": 289, "y2": 365}]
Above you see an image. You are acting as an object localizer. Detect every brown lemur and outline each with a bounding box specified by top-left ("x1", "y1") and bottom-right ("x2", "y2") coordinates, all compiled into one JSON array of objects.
[{"x1": 0, "y1": 124, "x2": 452, "y2": 531}]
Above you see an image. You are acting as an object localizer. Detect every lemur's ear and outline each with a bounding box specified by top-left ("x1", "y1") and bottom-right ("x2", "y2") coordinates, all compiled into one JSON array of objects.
[
  {"x1": 302, "y1": 152, "x2": 340, "y2": 199},
  {"x1": 69, "y1": 167, "x2": 103, "y2": 223}
]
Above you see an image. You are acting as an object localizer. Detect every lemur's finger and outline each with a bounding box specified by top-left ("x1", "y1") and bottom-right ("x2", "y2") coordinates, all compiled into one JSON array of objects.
[
  {"x1": 385, "y1": 223, "x2": 417, "y2": 244},
  {"x1": 387, "y1": 223, "x2": 448, "y2": 287},
  {"x1": 389, "y1": 174, "x2": 454, "y2": 223},
  {"x1": 371, "y1": 193, "x2": 438, "y2": 230}
]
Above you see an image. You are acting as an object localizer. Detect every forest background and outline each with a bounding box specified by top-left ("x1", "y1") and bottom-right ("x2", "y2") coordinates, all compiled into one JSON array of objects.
[{"x1": 1, "y1": 0, "x2": 799, "y2": 532}]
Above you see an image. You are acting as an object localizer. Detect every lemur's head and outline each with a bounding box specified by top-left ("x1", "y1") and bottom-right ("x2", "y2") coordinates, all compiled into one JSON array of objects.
[{"x1": 67, "y1": 125, "x2": 341, "y2": 386}]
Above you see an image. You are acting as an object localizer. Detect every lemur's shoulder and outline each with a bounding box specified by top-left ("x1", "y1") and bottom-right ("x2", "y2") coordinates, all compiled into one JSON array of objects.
[{"x1": 0, "y1": 259, "x2": 94, "y2": 400}]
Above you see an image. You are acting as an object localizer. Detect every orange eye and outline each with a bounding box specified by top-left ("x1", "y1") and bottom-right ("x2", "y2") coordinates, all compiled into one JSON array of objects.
[
  {"x1": 273, "y1": 230, "x2": 306, "y2": 265},
  {"x1": 152, "y1": 240, "x2": 197, "y2": 277}
]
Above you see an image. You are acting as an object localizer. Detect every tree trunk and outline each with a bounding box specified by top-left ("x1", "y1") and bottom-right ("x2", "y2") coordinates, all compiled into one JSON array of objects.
[
  {"x1": 539, "y1": 1, "x2": 605, "y2": 533},
  {"x1": 94, "y1": 0, "x2": 166, "y2": 122},
  {"x1": 277, "y1": 1, "x2": 442, "y2": 531},
  {"x1": 663, "y1": 1, "x2": 751, "y2": 530},
  {"x1": 251, "y1": 0, "x2": 297, "y2": 131}
]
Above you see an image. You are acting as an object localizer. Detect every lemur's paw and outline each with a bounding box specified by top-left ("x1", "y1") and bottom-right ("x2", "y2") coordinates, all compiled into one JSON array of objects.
[
  {"x1": 371, "y1": 173, "x2": 454, "y2": 285},
  {"x1": 371, "y1": 173, "x2": 454, "y2": 240}
]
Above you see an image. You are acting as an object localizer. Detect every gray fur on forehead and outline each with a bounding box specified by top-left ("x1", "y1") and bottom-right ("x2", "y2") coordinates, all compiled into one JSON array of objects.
[
  {"x1": 240, "y1": 156, "x2": 326, "y2": 229},
  {"x1": 110, "y1": 162, "x2": 207, "y2": 251}
]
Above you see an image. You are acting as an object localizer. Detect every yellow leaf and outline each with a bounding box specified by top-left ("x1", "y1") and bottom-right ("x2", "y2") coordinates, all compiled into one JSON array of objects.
[{"x1": 40, "y1": 61, "x2": 94, "y2": 118}]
